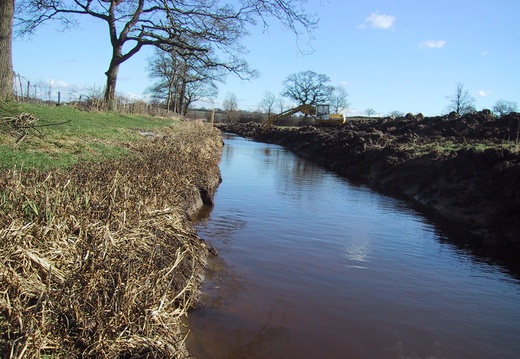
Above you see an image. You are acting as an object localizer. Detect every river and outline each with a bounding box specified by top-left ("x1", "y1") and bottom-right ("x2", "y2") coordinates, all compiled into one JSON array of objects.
[{"x1": 187, "y1": 133, "x2": 520, "y2": 359}]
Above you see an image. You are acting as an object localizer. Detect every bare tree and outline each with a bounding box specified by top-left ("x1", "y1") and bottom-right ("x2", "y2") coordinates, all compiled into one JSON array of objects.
[
  {"x1": 183, "y1": 81, "x2": 218, "y2": 116},
  {"x1": 446, "y1": 82, "x2": 476, "y2": 115},
  {"x1": 365, "y1": 108, "x2": 376, "y2": 117},
  {"x1": 276, "y1": 97, "x2": 286, "y2": 114},
  {"x1": 329, "y1": 86, "x2": 350, "y2": 113},
  {"x1": 493, "y1": 99, "x2": 518, "y2": 117},
  {"x1": 259, "y1": 91, "x2": 277, "y2": 118},
  {"x1": 492, "y1": 99, "x2": 519, "y2": 142},
  {"x1": 223, "y1": 92, "x2": 238, "y2": 122},
  {"x1": 282, "y1": 70, "x2": 334, "y2": 109},
  {"x1": 388, "y1": 110, "x2": 405, "y2": 117},
  {"x1": 146, "y1": 46, "x2": 220, "y2": 116},
  {"x1": 0, "y1": 0, "x2": 14, "y2": 102},
  {"x1": 15, "y1": 1, "x2": 317, "y2": 110}
]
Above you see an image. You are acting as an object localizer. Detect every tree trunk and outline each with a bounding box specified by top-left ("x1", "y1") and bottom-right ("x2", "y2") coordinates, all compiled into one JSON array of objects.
[
  {"x1": 166, "y1": 87, "x2": 172, "y2": 115},
  {"x1": 104, "y1": 61, "x2": 120, "y2": 111},
  {"x1": 0, "y1": 0, "x2": 15, "y2": 102},
  {"x1": 178, "y1": 80, "x2": 186, "y2": 117}
]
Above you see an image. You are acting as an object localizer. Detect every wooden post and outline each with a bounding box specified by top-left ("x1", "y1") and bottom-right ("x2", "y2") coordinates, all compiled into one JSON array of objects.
[
  {"x1": 211, "y1": 109, "x2": 215, "y2": 126},
  {"x1": 18, "y1": 73, "x2": 23, "y2": 100}
]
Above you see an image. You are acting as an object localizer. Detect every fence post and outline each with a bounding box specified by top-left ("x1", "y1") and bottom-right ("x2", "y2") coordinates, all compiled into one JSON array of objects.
[
  {"x1": 13, "y1": 73, "x2": 18, "y2": 100},
  {"x1": 18, "y1": 74, "x2": 23, "y2": 101}
]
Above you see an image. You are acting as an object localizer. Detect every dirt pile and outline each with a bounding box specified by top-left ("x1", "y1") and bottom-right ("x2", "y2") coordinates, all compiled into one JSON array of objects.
[
  {"x1": 0, "y1": 124, "x2": 223, "y2": 357},
  {"x1": 217, "y1": 111, "x2": 520, "y2": 255}
]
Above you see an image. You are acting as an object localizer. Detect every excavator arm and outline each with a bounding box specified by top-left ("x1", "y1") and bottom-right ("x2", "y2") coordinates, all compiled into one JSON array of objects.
[{"x1": 262, "y1": 104, "x2": 316, "y2": 130}]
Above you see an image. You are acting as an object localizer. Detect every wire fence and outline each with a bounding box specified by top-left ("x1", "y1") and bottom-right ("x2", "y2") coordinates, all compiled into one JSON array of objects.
[{"x1": 12, "y1": 73, "x2": 170, "y2": 117}]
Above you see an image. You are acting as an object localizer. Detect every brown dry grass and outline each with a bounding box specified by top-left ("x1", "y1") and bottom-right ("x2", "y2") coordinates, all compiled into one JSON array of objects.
[{"x1": 0, "y1": 122, "x2": 223, "y2": 358}]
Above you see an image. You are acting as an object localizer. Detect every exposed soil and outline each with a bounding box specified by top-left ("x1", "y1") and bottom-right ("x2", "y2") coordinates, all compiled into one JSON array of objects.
[{"x1": 217, "y1": 111, "x2": 520, "y2": 273}]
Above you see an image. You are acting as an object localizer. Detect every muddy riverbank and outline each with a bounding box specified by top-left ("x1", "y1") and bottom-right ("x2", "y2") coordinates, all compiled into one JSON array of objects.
[{"x1": 217, "y1": 111, "x2": 520, "y2": 267}]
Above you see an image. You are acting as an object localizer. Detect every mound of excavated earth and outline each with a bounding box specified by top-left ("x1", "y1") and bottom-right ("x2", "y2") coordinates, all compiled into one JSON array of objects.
[{"x1": 217, "y1": 111, "x2": 520, "y2": 270}]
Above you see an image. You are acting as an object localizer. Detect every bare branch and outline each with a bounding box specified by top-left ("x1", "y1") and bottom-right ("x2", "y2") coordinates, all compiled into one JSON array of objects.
[{"x1": 15, "y1": 0, "x2": 318, "y2": 109}]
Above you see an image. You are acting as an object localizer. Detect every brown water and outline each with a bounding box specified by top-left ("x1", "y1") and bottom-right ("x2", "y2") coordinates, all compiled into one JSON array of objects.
[{"x1": 187, "y1": 133, "x2": 520, "y2": 359}]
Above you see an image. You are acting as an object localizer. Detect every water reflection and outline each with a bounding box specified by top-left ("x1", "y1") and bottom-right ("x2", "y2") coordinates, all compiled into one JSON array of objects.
[
  {"x1": 189, "y1": 133, "x2": 520, "y2": 359},
  {"x1": 344, "y1": 232, "x2": 371, "y2": 265}
]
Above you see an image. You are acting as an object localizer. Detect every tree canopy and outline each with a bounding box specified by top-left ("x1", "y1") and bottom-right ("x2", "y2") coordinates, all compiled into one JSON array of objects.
[
  {"x1": 329, "y1": 86, "x2": 349, "y2": 113},
  {"x1": 259, "y1": 91, "x2": 277, "y2": 117},
  {"x1": 282, "y1": 70, "x2": 334, "y2": 107},
  {"x1": 146, "y1": 45, "x2": 219, "y2": 115},
  {"x1": 493, "y1": 99, "x2": 518, "y2": 117},
  {"x1": 445, "y1": 82, "x2": 476, "y2": 115},
  {"x1": 15, "y1": 0, "x2": 317, "y2": 110}
]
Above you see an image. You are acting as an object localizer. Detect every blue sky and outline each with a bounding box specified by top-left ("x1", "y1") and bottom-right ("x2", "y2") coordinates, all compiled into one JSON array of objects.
[{"x1": 12, "y1": 0, "x2": 520, "y2": 116}]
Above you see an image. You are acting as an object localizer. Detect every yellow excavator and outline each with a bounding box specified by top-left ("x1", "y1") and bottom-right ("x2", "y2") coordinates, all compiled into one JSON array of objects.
[
  {"x1": 262, "y1": 103, "x2": 346, "y2": 130},
  {"x1": 314, "y1": 104, "x2": 347, "y2": 126}
]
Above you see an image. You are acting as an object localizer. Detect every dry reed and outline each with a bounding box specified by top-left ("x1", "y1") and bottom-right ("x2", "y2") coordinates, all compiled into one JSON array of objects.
[{"x1": 0, "y1": 122, "x2": 223, "y2": 358}]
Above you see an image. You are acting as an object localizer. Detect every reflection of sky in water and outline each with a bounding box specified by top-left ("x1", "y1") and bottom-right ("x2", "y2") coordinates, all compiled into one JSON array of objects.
[
  {"x1": 189, "y1": 133, "x2": 520, "y2": 359},
  {"x1": 344, "y1": 233, "x2": 371, "y2": 264}
]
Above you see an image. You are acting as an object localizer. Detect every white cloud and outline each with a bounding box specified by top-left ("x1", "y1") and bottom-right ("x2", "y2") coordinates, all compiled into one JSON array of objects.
[
  {"x1": 478, "y1": 90, "x2": 491, "y2": 97},
  {"x1": 481, "y1": 50, "x2": 488, "y2": 56},
  {"x1": 346, "y1": 108, "x2": 364, "y2": 116},
  {"x1": 359, "y1": 13, "x2": 396, "y2": 30},
  {"x1": 419, "y1": 40, "x2": 446, "y2": 49},
  {"x1": 48, "y1": 79, "x2": 73, "y2": 89}
]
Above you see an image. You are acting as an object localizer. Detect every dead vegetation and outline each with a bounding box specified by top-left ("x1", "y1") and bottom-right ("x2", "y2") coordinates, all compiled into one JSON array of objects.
[
  {"x1": 0, "y1": 122, "x2": 223, "y2": 358},
  {"x1": 1, "y1": 113, "x2": 44, "y2": 144}
]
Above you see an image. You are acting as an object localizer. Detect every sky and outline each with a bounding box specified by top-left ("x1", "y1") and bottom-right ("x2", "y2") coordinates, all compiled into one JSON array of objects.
[{"x1": 12, "y1": 0, "x2": 520, "y2": 116}]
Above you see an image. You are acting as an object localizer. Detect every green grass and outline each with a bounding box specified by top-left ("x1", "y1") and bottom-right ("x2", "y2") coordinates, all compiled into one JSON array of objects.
[
  {"x1": 0, "y1": 102, "x2": 179, "y2": 170},
  {"x1": 400, "y1": 139, "x2": 519, "y2": 157}
]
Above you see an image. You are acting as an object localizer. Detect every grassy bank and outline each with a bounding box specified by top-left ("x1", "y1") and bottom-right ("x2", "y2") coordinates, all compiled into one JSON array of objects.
[
  {"x1": 0, "y1": 103, "x2": 223, "y2": 357},
  {"x1": 0, "y1": 103, "x2": 189, "y2": 170}
]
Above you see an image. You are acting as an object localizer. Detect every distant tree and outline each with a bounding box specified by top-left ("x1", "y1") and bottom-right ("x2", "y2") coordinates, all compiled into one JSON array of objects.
[
  {"x1": 183, "y1": 81, "x2": 218, "y2": 116},
  {"x1": 146, "y1": 46, "x2": 219, "y2": 116},
  {"x1": 0, "y1": 0, "x2": 14, "y2": 102},
  {"x1": 259, "y1": 91, "x2": 277, "y2": 119},
  {"x1": 223, "y1": 93, "x2": 238, "y2": 122},
  {"x1": 365, "y1": 108, "x2": 376, "y2": 117},
  {"x1": 492, "y1": 99, "x2": 519, "y2": 141},
  {"x1": 493, "y1": 99, "x2": 518, "y2": 117},
  {"x1": 238, "y1": 110, "x2": 264, "y2": 124},
  {"x1": 388, "y1": 110, "x2": 405, "y2": 117},
  {"x1": 282, "y1": 70, "x2": 334, "y2": 108},
  {"x1": 445, "y1": 82, "x2": 476, "y2": 115},
  {"x1": 15, "y1": 0, "x2": 317, "y2": 110},
  {"x1": 329, "y1": 87, "x2": 350, "y2": 113},
  {"x1": 276, "y1": 97, "x2": 286, "y2": 114}
]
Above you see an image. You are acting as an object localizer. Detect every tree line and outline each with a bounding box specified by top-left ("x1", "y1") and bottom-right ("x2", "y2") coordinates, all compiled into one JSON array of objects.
[
  {"x1": 221, "y1": 75, "x2": 517, "y2": 123},
  {"x1": 1, "y1": 2, "x2": 516, "y2": 118},
  {"x1": 0, "y1": 0, "x2": 317, "y2": 110},
  {"x1": 444, "y1": 82, "x2": 517, "y2": 117}
]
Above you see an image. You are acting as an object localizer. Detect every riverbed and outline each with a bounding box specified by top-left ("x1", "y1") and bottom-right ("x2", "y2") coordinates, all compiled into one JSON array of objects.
[{"x1": 187, "y1": 133, "x2": 520, "y2": 359}]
